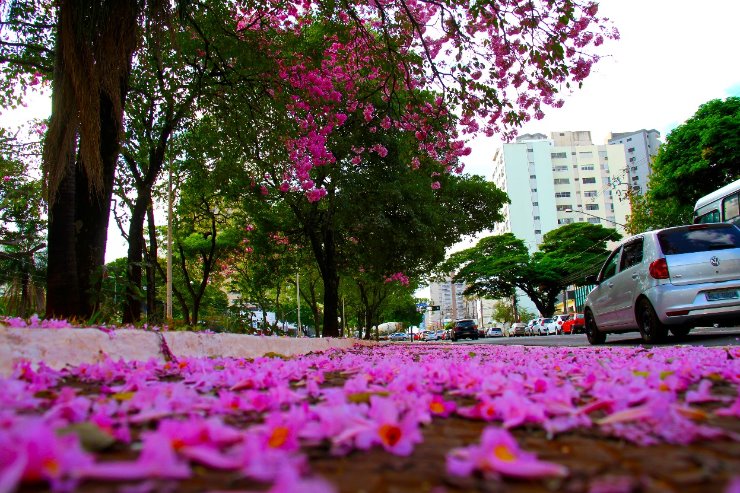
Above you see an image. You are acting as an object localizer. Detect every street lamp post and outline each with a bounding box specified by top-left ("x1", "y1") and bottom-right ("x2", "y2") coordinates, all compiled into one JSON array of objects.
[{"x1": 564, "y1": 208, "x2": 627, "y2": 229}]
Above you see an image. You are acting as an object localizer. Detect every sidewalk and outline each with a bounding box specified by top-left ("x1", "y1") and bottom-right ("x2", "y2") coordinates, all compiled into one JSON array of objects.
[{"x1": 0, "y1": 326, "x2": 373, "y2": 376}]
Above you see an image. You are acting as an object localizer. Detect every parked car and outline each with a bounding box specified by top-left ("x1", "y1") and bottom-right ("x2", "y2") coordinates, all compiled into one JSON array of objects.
[
  {"x1": 526, "y1": 319, "x2": 538, "y2": 336},
  {"x1": 584, "y1": 223, "x2": 740, "y2": 345},
  {"x1": 435, "y1": 329, "x2": 447, "y2": 340},
  {"x1": 486, "y1": 326, "x2": 503, "y2": 337},
  {"x1": 451, "y1": 319, "x2": 479, "y2": 341},
  {"x1": 422, "y1": 330, "x2": 438, "y2": 341},
  {"x1": 534, "y1": 317, "x2": 552, "y2": 336},
  {"x1": 561, "y1": 313, "x2": 585, "y2": 334},
  {"x1": 550, "y1": 314, "x2": 571, "y2": 334},
  {"x1": 389, "y1": 332, "x2": 409, "y2": 342},
  {"x1": 509, "y1": 322, "x2": 528, "y2": 337}
]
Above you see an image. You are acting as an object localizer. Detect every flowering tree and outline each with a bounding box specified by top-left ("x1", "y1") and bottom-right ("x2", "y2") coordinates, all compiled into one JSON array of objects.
[{"x1": 2, "y1": 0, "x2": 615, "y2": 323}]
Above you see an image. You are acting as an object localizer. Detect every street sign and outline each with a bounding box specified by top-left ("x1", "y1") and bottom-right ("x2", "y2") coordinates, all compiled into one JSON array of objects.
[
  {"x1": 416, "y1": 302, "x2": 428, "y2": 308},
  {"x1": 430, "y1": 305, "x2": 440, "y2": 311}
]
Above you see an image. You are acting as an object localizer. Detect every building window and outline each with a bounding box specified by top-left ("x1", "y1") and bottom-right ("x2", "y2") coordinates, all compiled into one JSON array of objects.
[
  {"x1": 584, "y1": 191, "x2": 598, "y2": 198},
  {"x1": 531, "y1": 188, "x2": 537, "y2": 192},
  {"x1": 530, "y1": 174, "x2": 536, "y2": 179},
  {"x1": 582, "y1": 177, "x2": 597, "y2": 184},
  {"x1": 581, "y1": 165, "x2": 595, "y2": 171},
  {"x1": 558, "y1": 218, "x2": 574, "y2": 225},
  {"x1": 555, "y1": 192, "x2": 571, "y2": 198},
  {"x1": 553, "y1": 165, "x2": 568, "y2": 172},
  {"x1": 579, "y1": 151, "x2": 593, "y2": 158},
  {"x1": 627, "y1": 137, "x2": 632, "y2": 142},
  {"x1": 556, "y1": 205, "x2": 573, "y2": 211},
  {"x1": 587, "y1": 217, "x2": 601, "y2": 224},
  {"x1": 551, "y1": 152, "x2": 567, "y2": 159},
  {"x1": 554, "y1": 178, "x2": 570, "y2": 184},
  {"x1": 535, "y1": 229, "x2": 542, "y2": 234},
  {"x1": 533, "y1": 202, "x2": 538, "y2": 206},
  {"x1": 629, "y1": 157, "x2": 636, "y2": 162},
  {"x1": 534, "y1": 215, "x2": 540, "y2": 220},
  {"x1": 628, "y1": 147, "x2": 635, "y2": 153},
  {"x1": 527, "y1": 148, "x2": 534, "y2": 152},
  {"x1": 586, "y1": 204, "x2": 599, "y2": 211}
]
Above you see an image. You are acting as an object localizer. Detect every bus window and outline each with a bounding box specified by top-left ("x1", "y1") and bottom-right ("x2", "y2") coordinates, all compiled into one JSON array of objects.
[
  {"x1": 694, "y1": 178, "x2": 740, "y2": 225},
  {"x1": 695, "y1": 209, "x2": 720, "y2": 224},
  {"x1": 723, "y1": 192, "x2": 739, "y2": 223}
]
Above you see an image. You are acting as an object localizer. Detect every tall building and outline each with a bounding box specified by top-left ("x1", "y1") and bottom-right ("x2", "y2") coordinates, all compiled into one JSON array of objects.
[
  {"x1": 427, "y1": 278, "x2": 473, "y2": 326},
  {"x1": 492, "y1": 131, "x2": 631, "y2": 250},
  {"x1": 607, "y1": 129, "x2": 661, "y2": 196}
]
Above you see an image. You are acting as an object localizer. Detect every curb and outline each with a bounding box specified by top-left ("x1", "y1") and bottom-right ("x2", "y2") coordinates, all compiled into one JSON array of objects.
[{"x1": 0, "y1": 327, "x2": 374, "y2": 376}]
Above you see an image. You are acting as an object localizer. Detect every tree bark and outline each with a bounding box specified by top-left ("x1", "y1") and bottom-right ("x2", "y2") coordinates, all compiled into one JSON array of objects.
[
  {"x1": 46, "y1": 158, "x2": 81, "y2": 318},
  {"x1": 146, "y1": 202, "x2": 159, "y2": 322}
]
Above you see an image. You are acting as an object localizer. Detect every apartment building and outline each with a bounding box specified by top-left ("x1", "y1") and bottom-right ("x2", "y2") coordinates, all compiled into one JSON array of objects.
[
  {"x1": 425, "y1": 279, "x2": 473, "y2": 326},
  {"x1": 607, "y1": 129, "x2": 661, "y2": 196},
  {"x1": 492, "y1": 131, "x2": 631, "y2": 249}
]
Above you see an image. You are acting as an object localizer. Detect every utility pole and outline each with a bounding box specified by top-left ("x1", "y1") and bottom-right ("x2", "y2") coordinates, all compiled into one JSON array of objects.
[
  {"x1": 450, "y1": 280, "x2": 458, "y2": 321},
  {"x1": 166, "y1": 155, "x2": 173, "y2": 321},
  {"x1": 296, "y1": 270, "x2": 301, "y2": 336}
]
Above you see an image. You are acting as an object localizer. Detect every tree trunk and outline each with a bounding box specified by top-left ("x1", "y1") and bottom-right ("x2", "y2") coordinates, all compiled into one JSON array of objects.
[
  {"x1": 45, "y1": 0, "x2": 138, "y2": 320},
  {"x1": 146, "y1": 203, "x2": 158, "y2": 322},
  {"x1": 123, "y1": 193, "x2": 146, "y2": 323},
  {"x1": 46, "y1": 158, "x2": 82, "y2": 318}
]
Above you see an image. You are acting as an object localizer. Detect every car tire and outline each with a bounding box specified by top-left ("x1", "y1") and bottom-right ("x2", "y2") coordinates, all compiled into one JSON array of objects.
[
  {"x1": 637, "y1": 299, "x2": 668, "y2": 344},
  {"x1": 669, "y1": 325, "x2": 692, "y2": 338},
  {"x1": 585, "y1": 309, "x2": 606, "y2": 345}
]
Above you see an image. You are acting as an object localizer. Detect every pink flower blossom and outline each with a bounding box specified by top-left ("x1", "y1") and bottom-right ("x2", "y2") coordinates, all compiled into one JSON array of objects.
[{"x1": 447, "y1": 427, "x2": 568, "y2": 479}]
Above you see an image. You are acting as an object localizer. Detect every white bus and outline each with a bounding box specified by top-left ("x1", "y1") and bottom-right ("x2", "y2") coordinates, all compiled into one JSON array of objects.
[{"x1": 693, "y1": 177, "x2": 740, "y2": 226}]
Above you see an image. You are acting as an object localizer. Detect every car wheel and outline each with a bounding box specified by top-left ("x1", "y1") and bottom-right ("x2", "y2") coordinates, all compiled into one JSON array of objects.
[
  {"x1": 637, "y1": 299, "x2": 668, "y2": 344},
  {"x1": 670, "y1": 325, "x2": 692, "y2": 338},
  {"x1": 585, "y1": 309, "x2": 606, "y2": 345}
]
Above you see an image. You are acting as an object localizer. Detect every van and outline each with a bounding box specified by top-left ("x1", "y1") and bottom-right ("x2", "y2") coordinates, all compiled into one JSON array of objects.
[{"x1": 693, "y1": 178, "x2": 740, "y2": 226}]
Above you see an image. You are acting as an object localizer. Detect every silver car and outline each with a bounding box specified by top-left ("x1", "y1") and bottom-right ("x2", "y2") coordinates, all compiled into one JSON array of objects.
[{"x1": 584, "y1": 223, "x2": 740, "y2": 344}]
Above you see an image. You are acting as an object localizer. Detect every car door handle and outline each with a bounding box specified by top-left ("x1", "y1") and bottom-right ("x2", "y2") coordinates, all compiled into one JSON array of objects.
[
  {"x1": 631, "y1": 274, "x2": 639, "y2": 279},
  {"x1": 607, "y1": 282, "x2": 614, "y2": 288}
]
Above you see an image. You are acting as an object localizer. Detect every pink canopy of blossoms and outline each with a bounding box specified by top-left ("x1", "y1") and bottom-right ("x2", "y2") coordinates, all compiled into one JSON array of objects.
[
  {"x1": 230, "y1": 0, "x2": 618, "y2": 200},
  {"x1": 2, "y1": 340, "x2": 737, "y2": 492}
]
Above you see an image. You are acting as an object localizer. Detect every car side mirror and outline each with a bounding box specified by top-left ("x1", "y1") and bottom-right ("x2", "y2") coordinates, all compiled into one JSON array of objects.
[{"x1": 585, "y1": 274, "x2": 599, "y2": 285}]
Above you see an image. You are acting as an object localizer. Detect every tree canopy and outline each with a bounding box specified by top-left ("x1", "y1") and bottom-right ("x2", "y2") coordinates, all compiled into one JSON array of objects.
[
  {"x1": 445, "y1": 223, "x2": 619, "y2": 317},
  {"x1": 0, "y1": 0, "x2": 618, "y2": 324}
]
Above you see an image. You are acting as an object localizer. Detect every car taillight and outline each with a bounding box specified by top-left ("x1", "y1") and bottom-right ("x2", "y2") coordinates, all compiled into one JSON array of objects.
[{"x1": 649, "y1": 258, "x2": 669, "y2": 279}]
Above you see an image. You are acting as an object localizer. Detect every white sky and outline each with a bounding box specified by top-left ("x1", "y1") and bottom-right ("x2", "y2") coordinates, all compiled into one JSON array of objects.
[{"x1": 3, "y1": 0, "x2": 740, "y2": 268}]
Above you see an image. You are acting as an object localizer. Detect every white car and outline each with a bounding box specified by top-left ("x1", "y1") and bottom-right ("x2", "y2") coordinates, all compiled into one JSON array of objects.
[
  {"x1": 548, "y1": 314, "x2": 570, "y2": 335},
  {"x1": 485, "y1": 326, "x2": 504, "y2": 337},
  {"x1": 584, "y1": 223, "x2": 740, "y2": 344},
  {"x1": 535, "y1": 317, "x2": 553, "y2": 335},
  {"x1": 422, "y1": 330, "x2": 438, "y2": 341}
]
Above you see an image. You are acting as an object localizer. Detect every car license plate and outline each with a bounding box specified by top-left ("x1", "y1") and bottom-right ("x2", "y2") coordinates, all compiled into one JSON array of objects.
[{"x1": 706, "y1": 289, "x2": 739, "y2": 301}]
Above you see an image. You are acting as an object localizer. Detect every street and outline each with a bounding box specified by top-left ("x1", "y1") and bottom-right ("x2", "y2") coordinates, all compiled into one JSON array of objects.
[{"x1": 444, "y1": 325, "x2": 740, "y2": 347}]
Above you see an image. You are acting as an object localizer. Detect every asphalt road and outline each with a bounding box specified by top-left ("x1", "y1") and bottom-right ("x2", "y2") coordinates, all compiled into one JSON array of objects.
[{"x1": 438, "y1": 326, "x2": 740, "y2": 347}]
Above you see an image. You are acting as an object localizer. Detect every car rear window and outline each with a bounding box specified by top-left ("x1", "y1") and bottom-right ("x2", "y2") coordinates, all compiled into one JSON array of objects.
[
  {"x1": 658, "y1": 224, "x2": 740, "y2": 255},
  {"x1": 456, "y1": 320, "x2": 475, "y2": 327}
]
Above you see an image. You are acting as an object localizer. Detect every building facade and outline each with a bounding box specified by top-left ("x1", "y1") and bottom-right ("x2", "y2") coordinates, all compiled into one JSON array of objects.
[
  {"x1": 607, "y1": 129, "x2": 661, "y2": 196},
  {"x1": 427, "y1": 279, "x2": 467, "y2": 326},
  {"x1": 492, "y1": 131, "x2": 632, "y2": 249}
]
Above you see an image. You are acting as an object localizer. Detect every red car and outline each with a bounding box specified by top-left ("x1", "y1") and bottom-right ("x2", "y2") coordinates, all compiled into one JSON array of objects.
[{"x1": 561, "y1": 313, "x2": 585, "y2": 334}]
